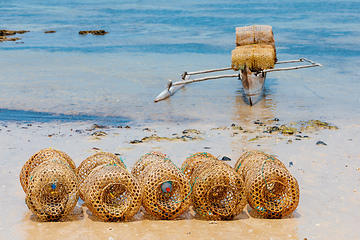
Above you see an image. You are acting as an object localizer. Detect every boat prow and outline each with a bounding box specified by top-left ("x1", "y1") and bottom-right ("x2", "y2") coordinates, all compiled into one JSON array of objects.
[{"x1": 240, "y1": 66, "x2": 266, "y2": 105}]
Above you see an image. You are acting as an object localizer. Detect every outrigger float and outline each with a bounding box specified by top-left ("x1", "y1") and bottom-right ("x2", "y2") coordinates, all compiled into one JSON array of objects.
[{"x1": 154, "y1": 25, "x2": 322, "y2": 105}]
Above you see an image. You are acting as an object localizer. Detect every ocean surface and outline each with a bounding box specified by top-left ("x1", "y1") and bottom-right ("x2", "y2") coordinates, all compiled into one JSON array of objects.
[{"x1": 1, "y1": 0, "x2": 359, "y2": 126}]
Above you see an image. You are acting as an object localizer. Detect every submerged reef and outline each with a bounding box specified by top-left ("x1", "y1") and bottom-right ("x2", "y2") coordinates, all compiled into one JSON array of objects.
[
  {"x1": 0, "y1": 29, "x2": 29, "y2": 42},
  {"x1": 79, "y1": 30, "x2": 108, "y2": 35}
]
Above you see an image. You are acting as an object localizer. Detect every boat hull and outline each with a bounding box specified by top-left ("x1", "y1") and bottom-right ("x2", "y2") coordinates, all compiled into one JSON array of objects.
[{"x1": 240, "y1": 66, "x2": 266, "y2": 105}]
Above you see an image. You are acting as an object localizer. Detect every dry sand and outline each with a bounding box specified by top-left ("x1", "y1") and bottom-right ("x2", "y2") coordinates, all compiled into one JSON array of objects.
[{"x1": 0, "y1": 119, "x2": 359, "y2": 240}]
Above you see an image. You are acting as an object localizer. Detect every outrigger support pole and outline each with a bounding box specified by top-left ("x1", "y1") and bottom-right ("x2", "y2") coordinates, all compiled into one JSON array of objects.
[
  {"x1": 184, "y1": 67, "x2": 233, "y2": 77},
  {"x1": 170, "y1": 73, "x2": 239, "y2": 87},
  {"x1": 155, "y1": 58, "x2": 322, "y2": 102},
  {"x1": 255, "y1": 58, "x2": 322, "y2": 76}
]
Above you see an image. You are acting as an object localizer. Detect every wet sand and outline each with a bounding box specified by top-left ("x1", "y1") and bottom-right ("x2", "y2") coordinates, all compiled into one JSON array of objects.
[{"x1": 0, "y1": 118, "x2": 359, "y2": 240}]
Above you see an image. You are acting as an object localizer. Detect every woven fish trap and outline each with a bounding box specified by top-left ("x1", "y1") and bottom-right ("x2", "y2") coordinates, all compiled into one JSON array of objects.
[
  {"x1": 76, "y1": 152, "x2": 127, "y2": 201},
  {"x1": 139, "y1": 160, "x2": 191, "y2": 220},
  {"x1": 131, "y1": 151, "x2": 168, "y2": 179},
  {"x1": 25, "y1": 159, "x2": 79, "y2": 221},
  {"x1": 82, "y1": 164, "x2": 142, "y2": 221},
  {"x1": 189, "y1": 158, "x2": 220, "y2": 187},
  {"x1": 20, "y1": 148, "x2": 76, "y2": 193},
  {"x1": 231, "y1": 43, "x2": 277, "y2": 72},
  {"x1": 234, "y1": 150, "x2": 287, "y2": 182},
  {"x1": 180, "y1": 152, "x2": 217, "y2": 180},
  {"x1": 235, "y1": 25, "x2": 274, "y2": 46},
  {"x1": 245, "y1": 160, "x2": 300, "y2": 219},
  {"x1": 191, "y1": 160, "x2": 247, "y2": 220}
]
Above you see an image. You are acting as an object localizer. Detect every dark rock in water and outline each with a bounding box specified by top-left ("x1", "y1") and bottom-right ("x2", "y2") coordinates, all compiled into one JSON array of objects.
[
  {"x1": 204, "y1": 146, "x2": 211, "y2": 149},
  {"x1": 316, "y1": 141, "x2": 327, "y2": 146},
  {"x1": 273, "y1": 118, "x2": 280, "y2": 121},
  {"x1": 0, "y1": 29, "x2": 28, "y2": 42},
  {"x1": 183, "y1": 129, "x2": 202, "y2": 135},
  {"x1": 92, "y1": 131, "x2": 107, "y2": 137},
  {"x1": 0, "y1": 36, "x2": 20, "y2": 42},
  {"x1": 0, "y1": 29, "x2": 29, "y2": 36},
  {"x1": 142, "y1": 134, "x2": 170, "y2": 142},
  {"x1": 79, "y1": 30, "x2": 108, "y2": 35},
  {"x1": 130, "y1": 139, "x2": 142, "y2": 144},
  {"x1": 93, "y1": 124, "x2": 108, "y2": 129},
  {"x1": 270, "y1": 126, "x2": 280, "y2": 131},
  {"x1": 232, "y1": 125, "x2": 243, "y2": 130},
  {"x1": 181, "y1": 135, "x2": 193, "y2": 140},
  {"x1": 221, "y1": 156, "x2": 231, "y2": 161},
  {"x1": 281, "y1": 126, "x2": 296, "y2": 135},
  {"x1": 88, "y1": 124, "x2": 108, "y2": 131},
  {"x1": 231, "y1": 123, "x2": 236, "y2": 127},
  {"x1": 254, "y1": 120, "x2": 263, "y2": 125},
  {"x1": 44, "y1": 30, "x2": 56, "y2": 33}
]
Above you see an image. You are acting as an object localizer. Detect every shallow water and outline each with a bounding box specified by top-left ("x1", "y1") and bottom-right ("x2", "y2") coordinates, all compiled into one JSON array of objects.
[
  {"x1": 1, "y1": 2, "x2": 360, "y2": 239},
  {"x1": 1, "y1": 0, "x2": 360, "y2": 126}
]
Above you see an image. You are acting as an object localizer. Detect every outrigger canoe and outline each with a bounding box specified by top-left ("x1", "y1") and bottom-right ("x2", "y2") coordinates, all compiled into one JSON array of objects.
[{"x1": 154, "y1": 58, "x2": 322, "y2": 105}]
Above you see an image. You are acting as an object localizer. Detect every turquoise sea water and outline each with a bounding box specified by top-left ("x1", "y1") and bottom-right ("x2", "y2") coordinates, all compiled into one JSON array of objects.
[{"x1": 1, "y1": 0, "x2": 359, "y2": 126}]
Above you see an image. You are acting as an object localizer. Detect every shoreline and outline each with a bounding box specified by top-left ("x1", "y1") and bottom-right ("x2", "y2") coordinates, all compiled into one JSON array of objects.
[{"x1": 1, "y1": 118, "x2": 359, "y2": 239}]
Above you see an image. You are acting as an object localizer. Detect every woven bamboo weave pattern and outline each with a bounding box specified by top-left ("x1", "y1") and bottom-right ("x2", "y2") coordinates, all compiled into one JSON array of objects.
[
  {"x1": 246, "y1": 160, "x2": 300, "y2": 218},
  {"x1": 83, "y1": 164, "x2": 142, "y2": 221},
  {"x1": 25, "y1": 159, "x2": 79, "y2": 221},
  {"x1": 135, "y1": 153, "x2": 191, "y2": 220},
  {"x1": 231, "y1": 44, "x2": 277, "y2": 71},
  {"x1": 235, "y1": 25, "x2": 274, "y2": 46},
  {"x1": 20, "y1": 148, "x2": 76, "y2": 193},
  {"x1": 235, "y1": 151, "x2": 300, "y2": 219},
  {"x1": 76, "y1": 152, "x2": 127, "y2": 201},
  {"x1": 131, "y1": 151, "x2": 168, "y2": 178},
  {"x1": 190, "y1": 160, "x2": 247, "y2": 220},
  {"x1": 180, "y1": 152, "x2": 217, "y2": 180},
  {"x1": 234, "y1": 150, "x2": 286, "y2": 182}
]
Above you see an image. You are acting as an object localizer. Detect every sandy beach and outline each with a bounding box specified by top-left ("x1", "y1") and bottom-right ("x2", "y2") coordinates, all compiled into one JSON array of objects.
[
  {"x1": 0, "y1": 117, "x2": 359, "y2": 240},
  {"x1": 1, "y1": 1, "x2": 360, "y2": 239}
]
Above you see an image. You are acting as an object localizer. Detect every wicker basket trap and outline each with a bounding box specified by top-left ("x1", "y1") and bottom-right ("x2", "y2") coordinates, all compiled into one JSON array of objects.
[
  {"x1": 232, "y1": 25, "x2": 277, "y2": 72},
  {"x1": 20, "y1": 148, "x2": 76, "y2": 193},
  {"x1": 76, "y1": 152, "x2": 127, "y2": 201},
  {"x1": 190, "y1": 159, "x2": 247, "y2": 220},
  {"x1": 134, "y1": 152, "x2": 191, "y2": 220},
  {"x1": 234, "y1": 150, "x2": 286, "y2": 182},
  {"x1": 245, "y1": 159, "x2": 299, "y2": 219},
  {"x1": 180, "y1": 152, "x2": 217, "y2": 180},
  {"x1": 231, "y1": 44, "x2": 277, "y2": 72},
  {"x1": 131, "y1": 151, "x2": 168, "y2": 178},
  {"x1": 235, "y1": 151, "x2": 300, "y2": 219},
  {"x1": 83, "y1": 164, "x2": 142, "y2": 221},
  {"x1": 25, "y1": 159, "x2": 79, "y2": 221},
  {"x1": 235, "y1": 25, "x2": 274, "y2": 46}
]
